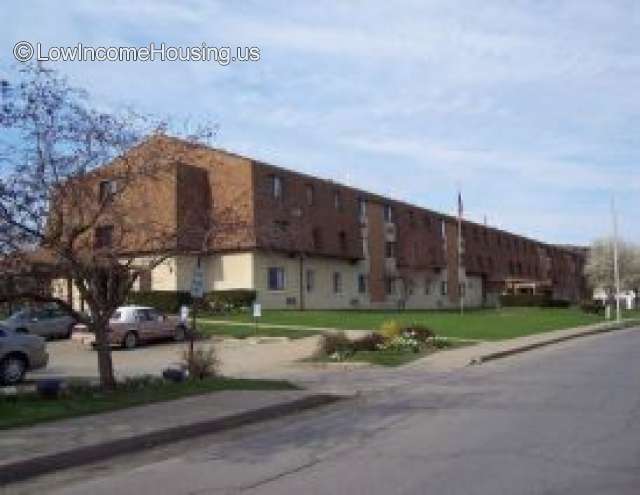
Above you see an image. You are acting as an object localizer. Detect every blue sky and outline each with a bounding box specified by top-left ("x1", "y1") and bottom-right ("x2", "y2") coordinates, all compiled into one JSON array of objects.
[{"x1": 2, "y1": 0, "x2": 639, "y2": 245}]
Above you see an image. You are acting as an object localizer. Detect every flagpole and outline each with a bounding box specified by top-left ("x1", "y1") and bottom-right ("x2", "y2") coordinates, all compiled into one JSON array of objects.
[{"x1": 457, "y1": 187, "x2": 464, "y2": 316}]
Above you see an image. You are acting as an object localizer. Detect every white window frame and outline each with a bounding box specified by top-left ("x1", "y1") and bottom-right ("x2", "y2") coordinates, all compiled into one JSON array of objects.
[{"x1": 267, "y1": 267, "x2": 285, "y2": 291}]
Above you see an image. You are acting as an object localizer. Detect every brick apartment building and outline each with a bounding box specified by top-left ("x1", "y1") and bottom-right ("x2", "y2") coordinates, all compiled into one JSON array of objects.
[{"x1": 53, "y1": 135, "x2": 587, "y2": 310}]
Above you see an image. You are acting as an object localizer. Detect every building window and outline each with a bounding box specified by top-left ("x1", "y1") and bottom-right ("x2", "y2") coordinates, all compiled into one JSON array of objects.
[
  {"x1": 312, "y1": 227, "x2": 323, "y2": 250},
  {"x1": 425, "y1": 278, "x2": 430, "y2": 295},
  {"x1": 358, "y1": 197, "x2": 367, "y2": 221},
  {"x1": 358, "y1": 274, "x2": 367, "y2": 294},
  {"x1": 267, "y1": 267, "x2": 285, "y2": 290},
  {"x1": 385, "y1": 277, "x2": 395, "y2": 295},
  {"x1": 270, "y1": 175, "x2": 282, "y2": 200},
  {"x1": 94, "y1": 225, "x2": 113, "y2": 249},
  {"x1": 383, "y1": 204, "x2": 393, "y2": 222},
  {"x1": 334, "y1": 190, "x2": 342, "y2": 211},
  {"x1": 338, "y1": 231, "x2": 347, "y2": 251},
  {"x1": 385, "y1": 241, "x2": 396, "y2": 258},
  {"x1": 306, "y1": 269, "x2": 314, "y2": 293},
  {"x1": 408, "y1": 210, "x2": 416, "y2": 226},
  {"x1": 306, "y1": 184, "x2": 314, "y2": 206},
  {"x1": 333, "y1": 272, "x2": 342, "y2": 294},
  {"x1": 441, "y1": 281, "x2": 448, "y2": 295},
  {"x1": 98, "y1": 180, "x2": 117, "y2": 202}
]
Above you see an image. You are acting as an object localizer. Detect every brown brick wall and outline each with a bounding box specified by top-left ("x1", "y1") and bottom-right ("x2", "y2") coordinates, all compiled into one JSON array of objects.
[{"x1": 251, "y1": 162, "x2": 363, "y2": 260}]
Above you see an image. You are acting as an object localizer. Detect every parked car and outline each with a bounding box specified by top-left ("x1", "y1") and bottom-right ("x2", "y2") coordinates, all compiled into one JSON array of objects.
[
  {"x1": 2, "y1": 306, "x2": 77, "y2": 339},
  {"x1": 73, "y1": 306, "x2": 188, "y2": 349},
  {"x1": 0, "y1": 324, "x2": 49, "y2": 385}
]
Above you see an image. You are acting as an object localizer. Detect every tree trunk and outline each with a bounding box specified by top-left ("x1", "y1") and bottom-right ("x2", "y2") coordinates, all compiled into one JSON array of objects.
[{"x1": 93, "y1": 319, "x2": 116, "y2": 389}]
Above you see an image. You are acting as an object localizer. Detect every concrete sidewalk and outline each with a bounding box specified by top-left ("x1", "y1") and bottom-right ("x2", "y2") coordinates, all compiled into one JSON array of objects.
[{"x1": 0, "y1": 390, "x2": 343, "y2": 485}]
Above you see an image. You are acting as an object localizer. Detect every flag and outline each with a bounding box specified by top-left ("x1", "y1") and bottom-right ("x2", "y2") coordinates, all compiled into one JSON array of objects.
[{"x1": 457, "y1": 191, "x2": 463, "y2": 218}]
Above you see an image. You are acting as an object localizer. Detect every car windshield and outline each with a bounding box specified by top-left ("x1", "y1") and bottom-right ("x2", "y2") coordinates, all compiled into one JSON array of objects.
[
  {"x1": 8, "y1": 310, "x2": 31, "y2": 321},
  {"x1": 110, "y1": 311, "x2": 122, "y2": 322}
]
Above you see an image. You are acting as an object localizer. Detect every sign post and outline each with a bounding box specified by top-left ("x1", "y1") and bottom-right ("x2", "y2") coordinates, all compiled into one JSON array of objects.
[
  {"x1": 252, "y1": 302, "x2": 261, "y2": 333},
  {"x1": 189, "y1": 258, "x2": 205, "y2": 369}
]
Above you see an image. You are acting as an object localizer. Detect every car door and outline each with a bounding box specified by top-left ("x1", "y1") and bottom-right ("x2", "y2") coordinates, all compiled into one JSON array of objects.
[
  {"x1": 134, "y1": 309, "x2": 154, "y2": 343},
  {"x1": 145, "y1": 309, "x2": 169, "y2": 341},
  {"x1": 27, "y1": 310, "x2": 54, "y2": 338}
]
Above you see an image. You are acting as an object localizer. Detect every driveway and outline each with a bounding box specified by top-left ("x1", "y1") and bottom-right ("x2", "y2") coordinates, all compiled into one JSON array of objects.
[
  {"x1": 26, "y1": 326, "x2": 640, "y2": 495},
  {"x1": 28, "y1": 335, "x2": 322, "y2": 381}
]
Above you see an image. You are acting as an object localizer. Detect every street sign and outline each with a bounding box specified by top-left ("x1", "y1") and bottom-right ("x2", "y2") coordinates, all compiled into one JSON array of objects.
[
  {"x1": 190, "y1": 262, "x2": 204, "y2": 299},
  {"x1": 253, "y1": 302, "x2": 262, "y2": 318}
]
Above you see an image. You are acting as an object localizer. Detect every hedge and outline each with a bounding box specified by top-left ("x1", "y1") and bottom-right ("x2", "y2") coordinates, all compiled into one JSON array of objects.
[
  {"x1": 126, "y1": 291, "x2": 192, "y2": 313},
  {"x1": 204, "y1": 290, "x2": 256, "y2": 312},
  {"x1": 499, "y1": 294, "x2": 547, "y2": 307},
  {"x1": 500, "y1": 294, "x2": 571, "y2": 308},
  {"x1": 126, "y1": 290, "x2": 257, "y2": 313}
]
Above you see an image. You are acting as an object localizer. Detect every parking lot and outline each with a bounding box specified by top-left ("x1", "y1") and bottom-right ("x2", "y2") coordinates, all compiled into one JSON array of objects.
[{"x1": 27, "y1": 335, "x2": 321, "y2": 382}]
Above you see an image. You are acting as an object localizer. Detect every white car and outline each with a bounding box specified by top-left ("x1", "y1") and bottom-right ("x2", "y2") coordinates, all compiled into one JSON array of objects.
[{"x1": 73, "y1": 306, "x2": 188, "y2": 349}]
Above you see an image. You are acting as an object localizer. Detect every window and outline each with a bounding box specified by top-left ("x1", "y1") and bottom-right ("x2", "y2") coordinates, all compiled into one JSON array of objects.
[
  {"x1": 408, "y1": 210, "x2": 416, "y2": 226},
  {"x1": 98, "y1": 180, "x2": 117, "y2": 202},
  {"x1": 267, "y1": 267, "x2": 285, "y2": 290},
  {"x1": 271, "y1": 175, "x2": 282, "y2": 200},
  {"x1": 441, "y1": 281, "x2": 448, "y2": 295},
  {"x1": 312, "y1": 227, "x2": 323, "y2": 250},
  {"x1": 338, "y1": 231, "x2": 347, "y2": 251},
  {"x1": 94, "y1": 225, "x2": 113, "y2": 248},
  {"x1": 385, "y1": 277, "x2": 395, "y2": 295},
  {"x1": 306, "y1": 270, "x2": 315, "y2": 292},
  {"x1": 358, "y1": 274, "x2": 367, "y2": 294},
  {"x1": 383, "y1": 204, "x2": 393, "y2": 222},
  {"x1": 305, "y1": 184, "x2": 314, "y2": 206},
  {"x1": 385, "y1": 241, "x2": 396, "y2": 258},
  {"x1": 358, "y1": 197, "x2": 367, "y2": 220},
  {"x1": 424, "y1": 278, "x2": 431, "y2": 295},
  {"x1": 333, "y1": 272, "x2": 342, "y2": 294},
  {"x1": 334, "y1": 190, "x2": 342, "y2": 211}
]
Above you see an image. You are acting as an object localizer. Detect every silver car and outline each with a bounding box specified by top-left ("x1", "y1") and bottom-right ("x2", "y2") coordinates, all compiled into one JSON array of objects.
[
  {"x1": 0, "y1": 324, "x2": 49, "y2": 385},
  {"x1": 2, "y1": 307, "x2": 76, "y2": 339}
]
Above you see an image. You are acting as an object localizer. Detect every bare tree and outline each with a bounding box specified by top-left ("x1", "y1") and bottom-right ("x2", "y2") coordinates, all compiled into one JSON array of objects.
[
  {"x1": 0, "y1": 64, "x2": 215, "y2": 388},
  {"x1": 584, "y1": 238, "x2": 640, "y2": 298}
]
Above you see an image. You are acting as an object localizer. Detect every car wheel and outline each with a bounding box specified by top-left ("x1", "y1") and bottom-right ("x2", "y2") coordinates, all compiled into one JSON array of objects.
[
  {"x1": 0, "y1": 355, "x2": 27, "y2": 386},
  {"x1": 123, "y1": 332, "x2": 138, "y2": 350},
  {"x1": 64, "y1": 323, "x2": 74, "y2": 339},
  {"x1": 174, "y1": 326, "x2": 186, "y2": 342}
]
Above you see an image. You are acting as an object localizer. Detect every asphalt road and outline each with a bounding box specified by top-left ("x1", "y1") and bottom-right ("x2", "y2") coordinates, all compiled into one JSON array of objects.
[{"x1": 13, "y1": 327, "x2": 640, "y2": 495}]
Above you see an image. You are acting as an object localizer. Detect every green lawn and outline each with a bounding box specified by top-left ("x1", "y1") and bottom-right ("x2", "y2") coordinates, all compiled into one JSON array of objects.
[
  {"x1": 0, "y1": 377, "x2": 297, "y2": 430},
  {"x1": 218, "y1": 307, "x2": 624, "y2": 341},
  {"x1": 197, "y1": 322, "x2": 321, "y2": 339}
]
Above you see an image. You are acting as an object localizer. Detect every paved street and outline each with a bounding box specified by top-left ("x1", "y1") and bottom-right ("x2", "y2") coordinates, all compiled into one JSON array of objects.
[{"x1": 10, "y1": 327, "x2": 640, "y2": 495}]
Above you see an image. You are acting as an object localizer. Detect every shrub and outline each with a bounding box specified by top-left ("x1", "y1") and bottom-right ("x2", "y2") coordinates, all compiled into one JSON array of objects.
[
  {"x1": 540, "y1": 298, "x2": 571, "y2": 308},
  {"x1": 316, "y1": 332, "x2": 353, "y2": 357},
  {"x1": 378, "y1": 335, "x2": 421, "y2": 353},
  {"x1": 580, "y1": 300, "x2": 604, "y2": 314},
  {"x1": 403, "y1": 325, "x2": 435, "y2": 343},
  {"x1": 180, "y1": 345, "x2": 219, "y2": 379},
  {"x1": 380, "y1": 320, "x2": 403, "y2": 340},
  {"x1": 204, "y1": 290, "x2": 256, "y2": 313},
  {"x1": 127, "y1": 291, "x2": 192, "y2": 313},
  {"x1": 499, "y1": 294, "x2": 547, "y2": 307},
  {"x1": 351, "y1": 332, "x2": 386, "y2": 351}
]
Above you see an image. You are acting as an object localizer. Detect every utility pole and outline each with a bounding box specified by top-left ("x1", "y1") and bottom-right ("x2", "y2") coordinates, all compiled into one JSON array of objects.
[
  {"x1": 457, "y1": 187, "x2": 464, "y2": 316},
  {"x1": 611, "y1": 197, "x2": 621, "y2": 322}
]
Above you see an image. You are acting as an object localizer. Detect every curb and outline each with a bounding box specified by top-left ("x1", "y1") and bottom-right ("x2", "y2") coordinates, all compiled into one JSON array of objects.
[
  {"x1": 0, "y1": 393, "x2": 344, "y2": 486},
  {"x1": 472, "y1": 321, "x2": 638, "y2": 365}
]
